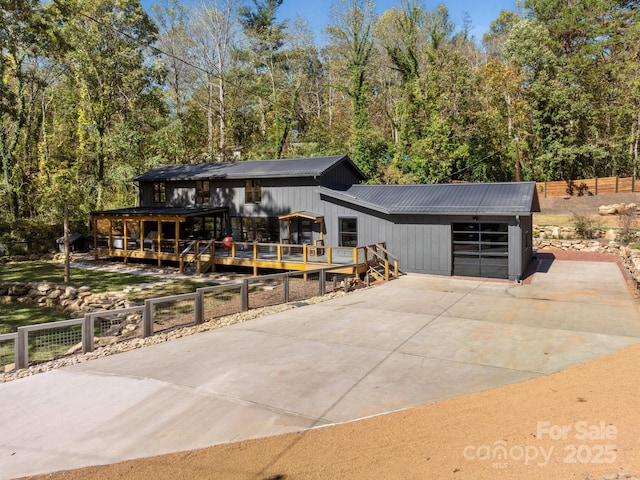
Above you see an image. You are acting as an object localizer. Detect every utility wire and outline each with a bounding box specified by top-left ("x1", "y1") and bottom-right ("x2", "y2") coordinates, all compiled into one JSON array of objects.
[{"x1": 52, "y1": 0, "x2": 220, "y2": 78}]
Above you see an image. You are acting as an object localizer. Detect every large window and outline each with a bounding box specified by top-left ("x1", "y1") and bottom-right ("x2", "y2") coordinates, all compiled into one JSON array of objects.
[
  {"x1": 339, "y1": 217, "x2": 358, "y2": 247},
  {"x1": 153, "y1": 182, "x2": 166, "y2": 204},
  {"x1": 230, "y1": 216, "x2": 279, "y2": 242},
  {"x1": 245, "y1": 179, "x2": 262, "y2": 203},
  {"x1": 195, "y1": 181, "x2": 210, "y2": 205}
]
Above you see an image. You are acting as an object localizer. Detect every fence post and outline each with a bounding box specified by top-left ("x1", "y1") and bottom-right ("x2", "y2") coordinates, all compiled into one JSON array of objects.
[
  {"x1": 595, "y1": 177, "x2": 598, "y2": 195},
  {"x1": 241, "y1": 279, "x2": 249, "y2": 312},
  {"x1": 83, "y1": 314, "x2": 95, "y2": 353},
  {"x1": 195, "y1": 289, "x2": 204, "y2": 325},
  {"x1": 283, "y1": 275, "x2": 290, "y2": 304},
  {"x1": 319, "y1": 270, "x2": 326, "y2": 296},
  {"x1": 16, "y1": 327, "x2": 28, "y2": 370},
  {"x1": 616, "y1": 176, "x2": 619, "y2": 193},
  {"x1": 143, "y1": 299, "x2": 153, "y2": 338}
]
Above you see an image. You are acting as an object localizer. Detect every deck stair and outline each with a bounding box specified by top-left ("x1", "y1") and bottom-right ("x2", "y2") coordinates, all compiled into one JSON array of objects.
[{"x1": 364, "y1": 243, "x2": 400, "y2": 282}]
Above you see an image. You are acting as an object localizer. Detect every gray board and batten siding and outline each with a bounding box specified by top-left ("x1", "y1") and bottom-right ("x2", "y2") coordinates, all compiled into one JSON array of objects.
[
  {"x1": 134, "y1": 155, "x2": 364, "y2": 209},
  {"x1": 318, "y1": 182, "x2": 540, "y2": 280}
]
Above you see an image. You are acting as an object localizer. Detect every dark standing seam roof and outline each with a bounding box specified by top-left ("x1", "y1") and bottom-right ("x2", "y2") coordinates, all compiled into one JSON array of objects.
[
  {"x1": 132, "y1": 155, "x2": 364, "y2": 182},
  {"x1": 319, "y1": 182, "x2": 541, "y2": 215}
]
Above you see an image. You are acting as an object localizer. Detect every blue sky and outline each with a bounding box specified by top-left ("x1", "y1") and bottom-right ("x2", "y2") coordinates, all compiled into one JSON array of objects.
[{"x1": 142, "y1": 1, "x2": 520, "y2": 44}]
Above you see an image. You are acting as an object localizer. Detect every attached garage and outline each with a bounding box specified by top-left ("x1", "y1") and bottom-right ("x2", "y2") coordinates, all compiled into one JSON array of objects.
[{"x1": 318, "y1": 182, "x2": 541, "y2": 281}]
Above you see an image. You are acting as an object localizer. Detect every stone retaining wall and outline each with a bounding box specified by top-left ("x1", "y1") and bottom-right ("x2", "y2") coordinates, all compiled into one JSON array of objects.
[{"x1": 0, "y1": 281, "x2": 130, "y2": 315}]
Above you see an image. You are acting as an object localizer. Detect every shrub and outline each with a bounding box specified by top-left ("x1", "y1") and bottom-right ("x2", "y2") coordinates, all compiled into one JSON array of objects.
[
  {"x1": 618, "y1": 207, "x2": 638, "y2": 244},
  {"x1": 570, "y1": 213, "x2": 598, "y2": 239}
]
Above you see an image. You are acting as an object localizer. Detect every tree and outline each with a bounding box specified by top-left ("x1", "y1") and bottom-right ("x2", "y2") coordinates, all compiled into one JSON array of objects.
[
  {"x1": 238, "y1": 0, "x2": 288, "y2": 158},
  {"x1": 326, "y1": 0, "x2": 378, "y2": 177},
  {"x1": 191, "y1": 0, "x2": 239, "y2": 160},
  {"x1": 48, "y1": 0, "x2": 163, "y2": 210},
  {"x1": 0, "y1": 0, "x2": 53, "y2": 221}
]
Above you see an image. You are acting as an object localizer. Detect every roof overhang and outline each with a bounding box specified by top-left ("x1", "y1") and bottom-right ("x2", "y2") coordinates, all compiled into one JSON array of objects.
[
  {"x1": 90, "y1": 206, "x2": 228, "y2": 221},
  {"x1": 278, "y1": 211, "x2": 324, "y2": 222}
]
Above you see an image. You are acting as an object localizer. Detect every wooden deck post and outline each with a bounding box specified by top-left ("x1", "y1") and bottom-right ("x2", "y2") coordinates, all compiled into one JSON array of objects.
[
  {"x1": 174, "y1": 221, "x2": 180, "y2": 255},
  {"x1": 92, "y1": 217, "x2": 98, "y2": 260},
  {"x1": 253, "y1": 242, "x2": 258, "y2": 276},
  {"x1": 156, "y1": 220, "x2": 162, "y2": 266},
  {"x1": 123, "y1": 220, "x2": 128, "y2": 264}
]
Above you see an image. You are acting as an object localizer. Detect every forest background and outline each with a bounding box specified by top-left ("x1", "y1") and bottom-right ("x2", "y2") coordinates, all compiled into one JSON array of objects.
[{"x1": 1, "y1": 0, "x2": 639, "y2": 241}]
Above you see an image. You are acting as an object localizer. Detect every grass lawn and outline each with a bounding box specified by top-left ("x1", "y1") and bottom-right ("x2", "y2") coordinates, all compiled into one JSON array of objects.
[
  {"x1": 0, "y1": 303, "x2": 70, "y2": 335},
  {"x1": 0, "y1": 261, "x2": 156, "y2": 293}
]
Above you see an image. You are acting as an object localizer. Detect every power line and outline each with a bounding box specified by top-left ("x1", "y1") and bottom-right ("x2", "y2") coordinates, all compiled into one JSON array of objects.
[{"x1": 52, "y1": 0, "x2": 219, "y2": 78}]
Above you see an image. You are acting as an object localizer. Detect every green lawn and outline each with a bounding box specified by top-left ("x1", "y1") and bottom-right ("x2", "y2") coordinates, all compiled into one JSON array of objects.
[
  {"x1": 0, "y1": 261, "x2": 156, "y2": 293},
  {"x1": 0, "y1": 302, "x2": 70, "y2": 335}
]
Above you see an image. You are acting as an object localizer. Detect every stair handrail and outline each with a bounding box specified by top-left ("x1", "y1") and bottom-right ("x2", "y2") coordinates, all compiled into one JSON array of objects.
[
  {"x1": 364, "y1": 243, "x2": 400, "y2": 280},
  {"x1": 180, "y1": 240, "x2": 197, "y2": 258},
  {"x1": 195, "y1": 239, "x2": 215, "y2": 259}
]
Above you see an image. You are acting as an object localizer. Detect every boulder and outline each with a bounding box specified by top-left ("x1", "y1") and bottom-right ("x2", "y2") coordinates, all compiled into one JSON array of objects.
[
  {"x1": 604, "y1": 229, "x2": 618, "y2": 241},
  {"x1": 599, "y1": 204, "x2": 619, "y2": 215}
]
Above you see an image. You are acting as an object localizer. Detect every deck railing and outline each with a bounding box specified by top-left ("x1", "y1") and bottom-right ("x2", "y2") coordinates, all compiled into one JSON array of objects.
[{"x1": 94, "y1": 236, "x2": 380, "y2": 274}]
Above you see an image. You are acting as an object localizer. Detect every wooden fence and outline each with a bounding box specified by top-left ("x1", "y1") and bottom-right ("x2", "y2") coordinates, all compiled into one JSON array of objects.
[{"x1": 536, "y1": 176, "x2": 638, "y2": 198}]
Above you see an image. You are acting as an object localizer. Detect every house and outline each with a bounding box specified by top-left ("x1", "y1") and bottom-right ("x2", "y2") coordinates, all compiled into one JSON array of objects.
[{"x1": 90, "y1": 155, "x2": 540, "y2": 280}]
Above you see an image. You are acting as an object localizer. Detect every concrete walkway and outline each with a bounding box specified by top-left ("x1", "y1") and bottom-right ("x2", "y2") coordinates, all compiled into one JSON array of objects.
[{"x1": 2, "y1": 256, "x2": 640, "y2": 479}]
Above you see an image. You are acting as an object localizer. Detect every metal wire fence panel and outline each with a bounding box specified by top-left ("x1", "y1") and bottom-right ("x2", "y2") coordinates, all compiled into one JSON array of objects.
[
  {"x1": 201, "y1": 285, "x2": 243, "y2": 321},
  {"x1": 89, "y1": 307, "x2": 145, "y2": 345},
  {"x1": 0, "y1": 334, "x2": 17, "y2": 371},
  {"x1": 150, "y1": 293, "x2": 197, "y2": 333},
  {"x1": 28, "y1": 324, "x2": 84, "y2": 362},
  {"x1": 286, "y1": 271, "x2": 322, "y2": 303},
  {"x1": 246, "y1": 275, "x2": 286, "y2": 310}
]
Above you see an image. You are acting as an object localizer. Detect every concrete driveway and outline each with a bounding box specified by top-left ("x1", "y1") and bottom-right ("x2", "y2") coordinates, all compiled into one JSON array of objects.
[{"x1": 2, "y1": 254, "x2": 640, "y2": 479}]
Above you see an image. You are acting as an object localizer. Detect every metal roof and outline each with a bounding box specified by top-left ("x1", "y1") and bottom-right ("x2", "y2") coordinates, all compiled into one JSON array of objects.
[
  {"x1": 133, "y1": 155, "x2": 364, "y2": 182},
  {"x1": 90, "y1": 206, "x2": 228, "y2": 218},
  {"x1": 319, "y1": 182, "x2": 541, "y2": 216}
]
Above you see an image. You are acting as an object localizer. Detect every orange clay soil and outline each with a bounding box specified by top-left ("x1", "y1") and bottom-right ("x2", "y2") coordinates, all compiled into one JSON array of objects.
[{"x1": 23, "y1": 343, "x2": 640, "y2": 480}]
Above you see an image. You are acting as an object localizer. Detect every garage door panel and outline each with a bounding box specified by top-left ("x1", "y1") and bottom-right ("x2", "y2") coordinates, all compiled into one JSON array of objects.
[{"x1": 452, "y1": 223, "x2": 509, "y2": 279}]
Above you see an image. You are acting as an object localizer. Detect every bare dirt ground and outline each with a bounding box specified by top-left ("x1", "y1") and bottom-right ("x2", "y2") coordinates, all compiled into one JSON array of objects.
[
  {"x1": 536, "y1": 192, "x2": 640, "y2": 228},
  {"x1": 20, "y1": 192, "x2": 640, "y2": 480}
]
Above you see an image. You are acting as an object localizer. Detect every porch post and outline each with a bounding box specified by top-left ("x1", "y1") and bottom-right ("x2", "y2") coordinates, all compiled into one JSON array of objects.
[
  {"x1": 174, "y1": 220, "x2": 180, "y2": 255},
  {"x1": 92, "y1": 217, "x2": 98, "y2": 260},
  {"x1": 123, "y1": 220, "x2": 128, "y2": 264},
  {"x1": 157, "y1": 220, "x2": 162, "y2": 266},
  {"x1": 108, "y1": 219, "x2": 113, "y2": 255}
]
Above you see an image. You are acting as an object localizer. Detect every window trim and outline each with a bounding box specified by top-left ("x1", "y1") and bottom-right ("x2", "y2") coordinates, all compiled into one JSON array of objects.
[
  {"x1": 195, "y1": 180, "x2": 210, "y2": 205},
  {"x1": 338, "y1": 217, "x2": 358, "y2": 247},
  {"x1": 245, "y1": 179, "x2": 262, "y2": 204},
  {"x1": 153, "y1": 182, "x2": 166, "y2": 204}
]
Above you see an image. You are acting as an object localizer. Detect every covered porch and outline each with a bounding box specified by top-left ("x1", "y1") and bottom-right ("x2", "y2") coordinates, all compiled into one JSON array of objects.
[{"x1": 90, "y1": 206, "x2": 229, "y2": 266}]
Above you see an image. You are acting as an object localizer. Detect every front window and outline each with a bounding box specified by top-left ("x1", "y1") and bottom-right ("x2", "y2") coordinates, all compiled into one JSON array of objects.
[
  {"x1": 195, "y1": 181, "x2": 210, "y2": 205},
  {"x1": 245, "y1": 179, "x2": 262, "y2": 203},
  {"x1": 339, "y1": 217, "x2": 357, "y2": 247},
  {"x1": 153, "y1": 182, "x2": 166, "y2": 204}
]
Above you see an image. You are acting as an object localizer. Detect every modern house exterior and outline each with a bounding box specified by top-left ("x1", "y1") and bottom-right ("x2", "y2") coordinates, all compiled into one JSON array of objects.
[{"x1": 91, "y1": 155, "x2": 540, "y2": 280}]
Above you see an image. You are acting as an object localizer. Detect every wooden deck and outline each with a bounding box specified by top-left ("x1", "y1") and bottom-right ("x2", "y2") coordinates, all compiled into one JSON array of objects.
[{"x1": 93, "y1": 238, "x2": 394, "y2": 277}]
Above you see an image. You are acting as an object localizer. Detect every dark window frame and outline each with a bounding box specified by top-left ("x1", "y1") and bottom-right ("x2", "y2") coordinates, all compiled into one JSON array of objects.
[
  {"x1": 339, "y1": 217, "x2": 358, "y2": 247},
  {"x1": 195, "y1": 180, "x2": 210, "y2": 205},
  {"x1": 153, "y1": 182, "x2": 166, "y2": 204},
  {"x1": 245, "y1": 179, "x2": 262, "y2": 204}
]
